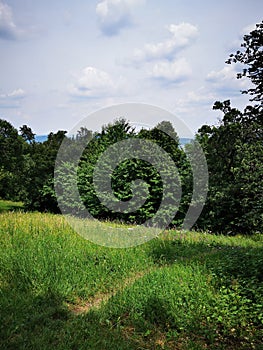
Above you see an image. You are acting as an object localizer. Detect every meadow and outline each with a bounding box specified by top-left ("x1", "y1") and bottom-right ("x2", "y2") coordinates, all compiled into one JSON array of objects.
[{"x1": 0, "y1": 210, "x2": 262, "y2": 349}]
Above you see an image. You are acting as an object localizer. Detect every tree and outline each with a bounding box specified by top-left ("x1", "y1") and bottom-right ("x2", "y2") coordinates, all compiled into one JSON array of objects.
[
  {"x1": 196, "y1": 102, "x2": 262, "y2": 234},
  {"x1": 196, "y1": 22, "x2": 263, "y2": 234},
  {"x1": 0, "y1": 119, "x2": 25, "y2": 200},
  {"x1": 74, "y1": 119, "x2": 187, "y2": 227},
  {"x1": 138, "y1": 121, "x2": 191, "y2": 227},
  {"x1": 24, "y1": 130, "x2": 67, "y2": 212},
  {"x1": 76, "y1": 127, "x2": 93, "y2": 142},
  {"x1": 19, "y1": 125, "x2": 35, "y2": 144},
  {"x1": 226, "y1": 21, "x2": 263, "y2": 104},
  {"x1": 77, "y1": 118, "x2": 137, "y2": 221},
  {"x1": 195, "y1": 22, "x2": 263, "y2": 234}
]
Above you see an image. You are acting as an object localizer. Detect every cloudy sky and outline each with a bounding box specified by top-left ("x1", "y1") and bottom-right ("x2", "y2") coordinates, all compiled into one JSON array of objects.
[{"x1": 0, "y1": 0, "x2": 262, "y2": 136}]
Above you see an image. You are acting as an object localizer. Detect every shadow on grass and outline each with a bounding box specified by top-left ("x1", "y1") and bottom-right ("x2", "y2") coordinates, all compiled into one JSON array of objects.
[
  {"x1": 150, "y1": 237, "x2": 263, "y2": 302},
  {"x1": 150, "y1": 237, "x2": 263, "y2": 276},
  {"x1": 0, "y1": 286, "x2": 144, "y2": 350}
]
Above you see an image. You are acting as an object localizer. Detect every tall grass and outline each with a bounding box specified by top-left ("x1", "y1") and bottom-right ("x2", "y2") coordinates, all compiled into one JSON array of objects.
[
  {"x1": 0, "y1": 211, "x2": 262, "y2": 349},
  {"x1": 0, "y1": 212, "x2": 153, "y2": 300}
]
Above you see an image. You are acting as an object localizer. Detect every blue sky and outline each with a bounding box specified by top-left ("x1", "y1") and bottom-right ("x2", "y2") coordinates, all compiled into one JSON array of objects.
[{"x1": 0, "y1": 0, "x2": 262, "y2": 135}]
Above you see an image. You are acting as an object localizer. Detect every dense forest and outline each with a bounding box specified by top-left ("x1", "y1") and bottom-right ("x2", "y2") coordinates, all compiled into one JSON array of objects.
[{"x1": 0, "y1": 22, "x2": 262, "y2": 235}]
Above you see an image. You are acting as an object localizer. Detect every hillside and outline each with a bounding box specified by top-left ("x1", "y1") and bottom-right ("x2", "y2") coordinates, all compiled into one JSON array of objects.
[{"x1": 0, "y1": 211, "x2": 262, "y2": 349}]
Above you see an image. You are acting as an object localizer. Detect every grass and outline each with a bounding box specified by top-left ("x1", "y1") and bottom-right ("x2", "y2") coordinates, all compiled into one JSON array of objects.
[
  {"x1": 0, "y1": 199, "x2": 24, "y2": 213},
  {"x1": 0, "y1": 211, "x2": 262, "y2": 349}
]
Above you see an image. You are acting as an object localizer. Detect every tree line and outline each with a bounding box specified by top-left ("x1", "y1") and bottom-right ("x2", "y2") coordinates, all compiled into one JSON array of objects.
[{"x1": 0, "y1": 22, "x2": 262, "y2": 235}]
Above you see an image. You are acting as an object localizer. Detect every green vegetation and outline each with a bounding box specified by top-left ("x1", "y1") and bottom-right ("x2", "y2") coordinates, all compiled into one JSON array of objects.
[
  {"x1": 0, "y1": 200, "x2": 23, "y2": 212},
  {"x1": 0, "y1": 212, "x2": 262, "y2": 349}
]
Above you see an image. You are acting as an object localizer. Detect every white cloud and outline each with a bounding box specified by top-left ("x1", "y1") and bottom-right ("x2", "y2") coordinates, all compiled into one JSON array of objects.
[
  {"x1": 177, "y1": 88, "x2": 217, "y2": 108},
  {"x1": 0, "y1": 88, "x2": 26, "y2": 108},
  {"x1": 96, "y1": 0, "x2": 143, "y2": 36},
  {"x1": 133, "y1": 22, "x2": 198, "y2": 62},
  {"x1": 206, "y1": 64, "x2": 250, "y2": 95},
  {"x1": 186, "y1": 90, "x2": 214, "y2": 104},
  {"x1": 150, "y1": 58, "x2": 192, "y2": 83},
  {"x1": 228, "y1": 22, "x2": 258, "y2": 52},
  {"x1": 241, "y1": 22, "x2": 257, "y2": 36},
  {"x1": 69, "y1": 66, "x2": 126, "y2": 98},
  {"x1": 9, "y1": 88, "x2": 26, "y2": 99},
  {"x1": 0, "y1": 88, "x2": 26, "y2": 100},
  {"x1": 207, "y1": 65, "x2": 235, "y2": 83},
  {"x1": 0, "y1": 1, "x2": 20, "y2": 40}
]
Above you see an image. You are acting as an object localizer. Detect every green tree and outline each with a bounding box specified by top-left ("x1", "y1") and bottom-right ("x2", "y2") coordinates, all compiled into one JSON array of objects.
[
  {"x1": 138, "y1": 121, "x2": 190, "y2": 227},
  {"x1": 226, "y1": 21, "x2": 263, "y2": 103},
  {"x1": 77, "y1": 118, "x2": 136, "y2": 221},
  {"x1": 0, "y1": 119, "x2": 25, "y2": 200},
  {"x1": 195, "y1": 22, "x2": 263, "y2": 234},
  {"x1": 196, "y1": 102, "x2": 262, "y2": 234},
  {"x1": 76, "y1": 119, "x2": 186, "y2": 227},
  {"x1": 24, "y1": 130, "x2": 67, "y2": 212},
  {"x1": 19, "y1": 125, "x2": 35, "y2": 144}
]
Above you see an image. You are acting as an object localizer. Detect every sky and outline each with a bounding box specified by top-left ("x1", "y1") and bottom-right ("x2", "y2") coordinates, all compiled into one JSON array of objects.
[{"x1": 0, "y1": 0, "x2": 262, "y2": 136}]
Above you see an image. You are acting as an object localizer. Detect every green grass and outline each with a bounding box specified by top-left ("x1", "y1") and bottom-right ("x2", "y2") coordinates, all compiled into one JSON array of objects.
[
  {"x1": 0, "y1": 212, "x2": 262, "y2": 349},
  {"x1": 0, "y1": 200, "x2": 24, "y2": 213}
]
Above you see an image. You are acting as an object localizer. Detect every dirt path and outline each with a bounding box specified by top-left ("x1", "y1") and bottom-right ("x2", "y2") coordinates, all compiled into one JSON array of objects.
[{"x1": 68, "y1": 268, "x2": 156, "y2": 315}]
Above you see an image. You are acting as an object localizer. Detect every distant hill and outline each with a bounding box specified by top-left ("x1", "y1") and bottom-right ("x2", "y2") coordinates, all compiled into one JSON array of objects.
[
  {"x1": 179, "y1": 138, "x2": 192, "y2": 146},
  {"x1": 35, "y1": 135, "x2": 48, "y2": 143}
]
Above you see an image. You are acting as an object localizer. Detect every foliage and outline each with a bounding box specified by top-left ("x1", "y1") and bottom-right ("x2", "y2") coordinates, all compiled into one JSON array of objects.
[
  {"x1": 195, "y1": 21, "x2": 263, "y2": 235},
  {"x1": 53, "y1": 118, "x2": 190, "y2": 227},
  {"x1": 22, "y1": 130, "x2": 68, "y2": 212},
  {"x1": 0, "y1": 119, "x2": 25, "y2": 200},
  {"x1": 226, "y1": 21, "x2": 263, "y2": 103},
  {"x1": 195, "y1": 101, "x2": 263, "y2": 234},
  {"x1": 0, "y1": 199, "x2": 23, "y2": 212}
]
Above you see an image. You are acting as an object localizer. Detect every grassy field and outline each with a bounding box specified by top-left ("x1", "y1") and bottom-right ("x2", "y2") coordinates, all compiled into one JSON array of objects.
[{"x1": 0, "y1": 211, "x2": 262, "y2": 349}]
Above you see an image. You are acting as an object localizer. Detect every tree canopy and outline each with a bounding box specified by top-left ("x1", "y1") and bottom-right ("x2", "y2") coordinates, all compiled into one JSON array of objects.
[{"x1": 195, "y1": 21, "x2": 263, "y2": 234}]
